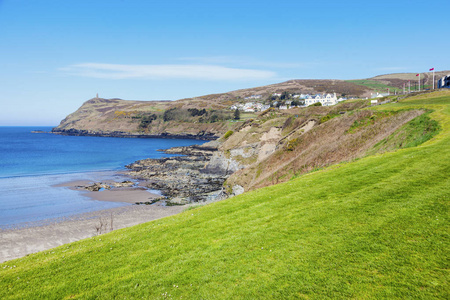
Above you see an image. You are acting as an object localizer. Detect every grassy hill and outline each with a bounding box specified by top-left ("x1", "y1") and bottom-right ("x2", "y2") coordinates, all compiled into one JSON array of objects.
[
  {"x1": 1, "y1": 91, "x2": 449, "y2": 299},
  {"x1": 348, "y1": 71, "x2": 450, "y2": 94}
]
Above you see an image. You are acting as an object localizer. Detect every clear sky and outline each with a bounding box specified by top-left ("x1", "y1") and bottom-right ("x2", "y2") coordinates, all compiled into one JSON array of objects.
[{"x1": 0, "y1": 0, "x2": 449, "y2": 125}]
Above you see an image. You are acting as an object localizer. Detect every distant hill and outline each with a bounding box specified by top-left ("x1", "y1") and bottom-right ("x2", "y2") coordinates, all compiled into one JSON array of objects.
[
  {"x1": 348, "y1": 70, "x2": 450, "y2": 93},
  {"x1": 53, "y1": 71, "x2": 450, "y2": 138}
]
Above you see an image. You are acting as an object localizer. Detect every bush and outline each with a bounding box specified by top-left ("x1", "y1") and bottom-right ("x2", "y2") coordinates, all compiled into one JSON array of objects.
[
  {"x1": 163, "y1": 107, "x2": 233, "y2": 123},
  {"x1": 285, "y1": 138, "x2": 298, "y2": 151},
  {"x1": 188, "y1": 108, "x2": 206, "y2": 117},
  {"x1": 311, "y1": 102, "x2": 322, "y2": 107},
  {"x1": 223, "y1": 130, "x2": 234, "y2": 139},
  {"x1": 138, "y1": 114, "x2": 157, "y2": 129},
  {"x1": 210, "y1": 114, "x2": 219, "y2": 123},
  {"x1": 319, "y1": 113, "x2": 339, "y2": 124},
  {"x1": 163, "y1": 108, "x2": 192, "y2": 122}
]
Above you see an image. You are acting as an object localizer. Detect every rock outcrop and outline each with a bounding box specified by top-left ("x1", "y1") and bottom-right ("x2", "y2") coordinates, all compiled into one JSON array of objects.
[{"x1": 125, "y1": 143, "x2": 230, "y2": 204}]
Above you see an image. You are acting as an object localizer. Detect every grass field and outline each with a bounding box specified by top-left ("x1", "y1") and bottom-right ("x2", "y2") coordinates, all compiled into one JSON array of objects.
[
  {"x1": 347, "y1": 79, "x2": 402, "y2": 94},
  {"x1": 1, "y1": 91, "x2": 449, "y2": 299}
]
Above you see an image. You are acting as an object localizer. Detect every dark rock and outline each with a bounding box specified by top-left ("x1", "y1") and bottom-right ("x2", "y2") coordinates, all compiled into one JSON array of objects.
[
  {"x1": 51, "y1": 128, "x2": 219, "y2": 140},
  {"x1": 126, "y1": 144, "x2": 230, "y2": 203}
]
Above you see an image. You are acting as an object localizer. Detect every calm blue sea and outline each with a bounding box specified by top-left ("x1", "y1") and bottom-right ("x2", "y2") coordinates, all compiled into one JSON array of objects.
[{"x1": 0, "y1": 126, "x2": 204, "y2": 228}]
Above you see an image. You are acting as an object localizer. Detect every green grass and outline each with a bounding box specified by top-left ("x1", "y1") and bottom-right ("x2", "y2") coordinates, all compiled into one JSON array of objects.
[
  {"x1": 347, "y1": 79, "x2": 400, "y2": 93},
  {"x1": 1, "y1": 91, "x2": 449, "y2": 299},
  {"x1": 367, "y1": 111, "x2": 440, "y2": 155},
  {"x1": 240, "y1": 112, "x2": 258, "y2": 120}
]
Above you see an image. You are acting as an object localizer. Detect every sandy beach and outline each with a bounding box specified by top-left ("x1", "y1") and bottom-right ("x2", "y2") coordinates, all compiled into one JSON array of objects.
[
  {"x1": 0, "y1": 202, "x2": 186, "y2": 263},
  {"x1": 0, "y1": 177, "x2": 187, "y2": 263}
]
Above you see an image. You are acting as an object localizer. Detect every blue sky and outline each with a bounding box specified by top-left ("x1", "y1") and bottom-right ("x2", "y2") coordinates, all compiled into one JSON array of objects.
[{"x1": 0, "y1": 0, "x2": 449, "y2": 125}]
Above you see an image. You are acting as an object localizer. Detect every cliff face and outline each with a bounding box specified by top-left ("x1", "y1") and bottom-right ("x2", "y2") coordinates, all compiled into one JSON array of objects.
[{"x1": 52, "y1": 98, "x2": 229, "y2": 139}]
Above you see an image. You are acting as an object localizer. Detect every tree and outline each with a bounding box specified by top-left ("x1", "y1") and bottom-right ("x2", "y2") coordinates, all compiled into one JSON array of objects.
[
  {"x1": 210, "y1": 114, "x2": 219, "y2": 123},
  {"x1": 280, "y1": 91, "x2": 289, "y2": 100},
  {"x1": 233, "y1": 108, "x2": 240, "y2": 120}
]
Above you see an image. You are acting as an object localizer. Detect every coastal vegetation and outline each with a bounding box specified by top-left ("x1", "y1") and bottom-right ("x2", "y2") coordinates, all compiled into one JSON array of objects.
[{"x1": 1, "y1": 90, "x2": 449, "y2": 299}]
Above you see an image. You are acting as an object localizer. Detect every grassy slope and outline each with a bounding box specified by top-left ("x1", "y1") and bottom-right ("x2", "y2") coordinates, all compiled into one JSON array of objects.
[
  {"x1": 346, "y1": 79, "x2": 400, "y2": 93},
  {"x1": 1, "y1": 92, "x2": 449, "y2": 299}
]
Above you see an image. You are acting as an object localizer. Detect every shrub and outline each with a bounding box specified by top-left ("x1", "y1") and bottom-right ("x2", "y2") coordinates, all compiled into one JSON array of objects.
[
  {"x1": 319, "y1": 113, "x2": 339, "y2": 124},
  {"x1": 223, "y1": 130, "x2": 234, "y2": 140},
  {"x1": 188, "y1": 108, "x2": 206, "y2": 117},
  {"x1": 285, "y1": 138, "x2": 298, "y2": 151},
  {"x1": 138, "y1": 114, "x2": 157, "y2": 129}
]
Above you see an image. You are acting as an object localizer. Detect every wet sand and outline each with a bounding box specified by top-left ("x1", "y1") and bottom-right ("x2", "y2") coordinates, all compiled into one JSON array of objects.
[
  {"x1": 0, "y1": 203, "x2": 185, "y2": 263},
  {"x1": 55, "y1": 178, "x2": 163, "y2": 203},
  {"x1": 0, "y1": 178, "x2": 182, "y2": 263}
]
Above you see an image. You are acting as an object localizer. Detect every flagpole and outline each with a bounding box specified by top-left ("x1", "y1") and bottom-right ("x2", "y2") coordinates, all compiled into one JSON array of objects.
[
  {"x1": 433, "y1": 69, "x2": 435, "y2": 89},
  {"x1": 418, "y1": 74, "x2": 421, "y2": 92}
]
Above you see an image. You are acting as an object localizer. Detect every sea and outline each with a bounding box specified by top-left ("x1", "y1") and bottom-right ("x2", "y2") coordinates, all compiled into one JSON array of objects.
[{"x1": 0, "y1": 126, "x2": 205, "y2": 228}]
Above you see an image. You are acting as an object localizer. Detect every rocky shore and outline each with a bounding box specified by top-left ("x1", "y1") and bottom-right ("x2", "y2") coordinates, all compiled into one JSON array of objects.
[
  {"x1": 125, "y1": 142, "x2": 232, "y2": 205},
  {"x1": 51, "y1": 128, "x2": 219, "y2": 140}
]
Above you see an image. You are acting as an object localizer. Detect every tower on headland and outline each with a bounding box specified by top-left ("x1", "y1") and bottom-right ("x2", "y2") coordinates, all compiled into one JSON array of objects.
[{"x1": 96, "y1": 93, "x2": 99, "y2": 98}]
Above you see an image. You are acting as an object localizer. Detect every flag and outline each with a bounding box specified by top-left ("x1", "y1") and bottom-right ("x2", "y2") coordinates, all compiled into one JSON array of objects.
[
  {"x1": 416, "y1": 74, "x2": 419, "y2": 76},
  {"x1": 429, "y1": 68, "x2": 434, "y2": 71}
]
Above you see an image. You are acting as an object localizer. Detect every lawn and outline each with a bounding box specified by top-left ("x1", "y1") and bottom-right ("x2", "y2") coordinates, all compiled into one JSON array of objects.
[{"x1": 1, "y1": 91, "x2": 449, "y2": 299}]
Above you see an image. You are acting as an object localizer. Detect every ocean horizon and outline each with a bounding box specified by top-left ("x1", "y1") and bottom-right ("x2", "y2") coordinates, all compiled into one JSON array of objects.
[{"x1": 0, "y1": 126, "x2": 205, "y2": 228}]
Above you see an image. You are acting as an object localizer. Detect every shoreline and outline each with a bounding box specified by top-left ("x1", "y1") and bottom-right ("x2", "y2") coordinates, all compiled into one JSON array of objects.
[
  {"x1": 55, "y1": 178, "x2": 163, "y2": 204},
  {"x1": 0, "y1": 202, "x2": 186, "y2": 263},
  {"x1": 51, "y1": 129, "x2": 219, "y2": 140},
  {"x1": 0, "y1": 141, "x2": 227, "y2": 263},
  {"x1": 0, "y1": 169, "x2": 177, "y2": 263}
]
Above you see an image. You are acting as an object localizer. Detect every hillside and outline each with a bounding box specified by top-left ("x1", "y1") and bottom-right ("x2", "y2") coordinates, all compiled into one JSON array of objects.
[
  {"x1": 2, "y1": 90, "x2": 449, "y2": 299},
  {"x1": 51, "y1": 97, "x2": 232, "y2": 139},
  {"x1": 51, "y1": 81, "x2": 371, "y2": 139},
  {"x1": 348, "y1": 70, "x2": 450, "y2": 93},
  {"x1": 53, "y1": 71, "x2": 449, "y2": 139},
  {"x1": 222, "y1": 103, "x2": 430, "y2": 193}
]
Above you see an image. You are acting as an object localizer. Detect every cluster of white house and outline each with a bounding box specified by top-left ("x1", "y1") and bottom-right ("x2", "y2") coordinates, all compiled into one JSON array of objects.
[
  {"x1": 231, "y1": 102, "x2": 271, "y2": 112},
  {"x1": 303, "y1": 93, "x2": 344, "y2": 106},
  {"x1": 231, "y1": 93, "x2": 346, "y2": 112}
]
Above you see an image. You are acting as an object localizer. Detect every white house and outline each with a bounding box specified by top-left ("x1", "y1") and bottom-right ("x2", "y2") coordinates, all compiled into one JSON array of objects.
[
  {"x1": 305, "y1": 93, "x2": 338, "y2": 106},
  {"x1": 244, "y1": 94, "x2": 262, "y2": 100},
  {"x1": 370, "y1": 92, "x2": 389, "y2": 98}
]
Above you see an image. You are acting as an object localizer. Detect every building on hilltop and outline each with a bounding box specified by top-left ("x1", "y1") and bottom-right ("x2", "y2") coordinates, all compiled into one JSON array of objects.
[
  {"x1": 305, "y1": 93, "x2": 338, "y2": 106},
  {"x1": 438, "y1": 75, "x2": 450, "y2": 89}
]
